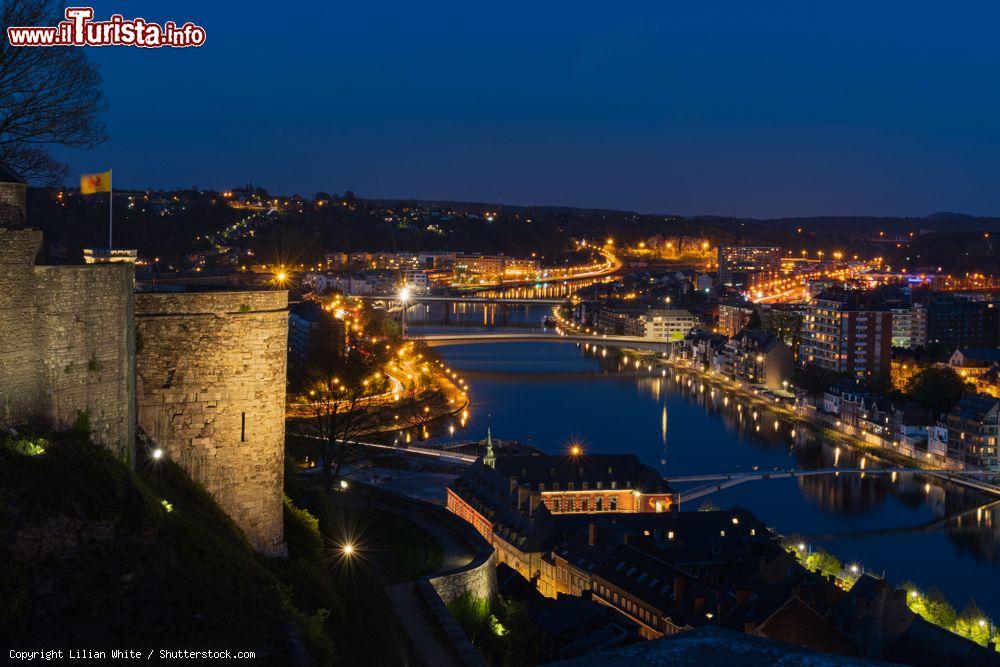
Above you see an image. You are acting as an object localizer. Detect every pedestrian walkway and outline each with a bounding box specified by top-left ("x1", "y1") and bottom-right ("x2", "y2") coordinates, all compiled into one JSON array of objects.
[{"x1": 385, "y1": 581, "x2": 462, "y2": 667}]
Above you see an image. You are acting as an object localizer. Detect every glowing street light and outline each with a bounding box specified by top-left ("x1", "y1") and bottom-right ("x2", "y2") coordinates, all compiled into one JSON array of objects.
[
  {"x1": 152, "y1": 448, "x2": 164, "y2": 460},
  {"x1": 341, "y1": 543, "x2": 355, "y2": 557},
  {"x1": 398, "y1": 286, "x2": 412, "y2": 335}
]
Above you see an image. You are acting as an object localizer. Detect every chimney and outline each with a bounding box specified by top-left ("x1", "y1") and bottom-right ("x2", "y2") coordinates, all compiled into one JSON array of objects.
[
  {"x1": 517, "y1": 484, "x2": 530, "y2": 511},
  {"x1": 673, "y1": 576, "x2": 686, "y2": 603},
  {"x1": 588, "y1": 522, "x2": 597, "y2": 546}
]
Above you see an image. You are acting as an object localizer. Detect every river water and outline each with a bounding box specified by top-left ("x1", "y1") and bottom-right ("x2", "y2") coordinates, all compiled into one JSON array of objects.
[{"x1": 406, "y1": 302, "x2": 1000, "y2": 619}]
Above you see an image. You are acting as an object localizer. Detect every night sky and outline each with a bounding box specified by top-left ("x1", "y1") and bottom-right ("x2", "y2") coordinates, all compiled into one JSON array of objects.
[{"x1": 57, "y1": 1, "x2": 1000, "y2": 217}]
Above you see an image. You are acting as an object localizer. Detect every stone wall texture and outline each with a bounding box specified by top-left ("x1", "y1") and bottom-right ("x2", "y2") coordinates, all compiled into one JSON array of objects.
[
  {"x1": 134, "y1": 291, "x2": 289, "y2": 555},
  {"x1": 0, "y1": 182, "x2": 27, "y2": 227},
  {"x1": 428, "y1": 550, "x2": 498, "y2": 606},
  {"x1": 0, "y1": 228, "x2": 135, "y2": 458}
]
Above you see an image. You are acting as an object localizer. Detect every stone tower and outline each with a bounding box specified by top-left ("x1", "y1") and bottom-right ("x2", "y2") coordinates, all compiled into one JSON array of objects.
[
  {"x1": 134, "y1": 291, "x2": 289, "y2": 555},
  {"x1": 0, "y1": 161, "x2": 27, "y2": 228}
]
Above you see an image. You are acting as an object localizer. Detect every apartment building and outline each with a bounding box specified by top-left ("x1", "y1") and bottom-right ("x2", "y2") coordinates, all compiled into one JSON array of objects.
[{"x1": 801, "y1": 289, "x2": 892, "y2": 379}]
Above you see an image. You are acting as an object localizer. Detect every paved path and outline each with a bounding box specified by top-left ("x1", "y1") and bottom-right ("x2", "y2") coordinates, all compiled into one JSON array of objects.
[
  {"x1": 381, "y1": 501, "x2": 475, "y2": 666},
  {"x1": 384, "y1": 581, "x2": 462, "y2": 667},
  {"x1": 338, "y1": 493, "x2": 477, "y2": 666},
  {"x1": 375, "y1": 500, "x2": 475, "y2": 574}
]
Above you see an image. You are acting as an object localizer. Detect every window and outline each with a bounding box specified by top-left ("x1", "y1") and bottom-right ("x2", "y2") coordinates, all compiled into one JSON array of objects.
[
  {"x1": 241, "y1": 412, "x2": 246, "y2": 442},
  {"x1": 609, "y1": 497, "x2": 618, "y2": 511}
]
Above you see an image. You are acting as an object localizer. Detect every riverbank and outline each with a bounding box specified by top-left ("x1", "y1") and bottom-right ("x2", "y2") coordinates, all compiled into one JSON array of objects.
[
  {"x1": 428, "y1": 337, "x2": 1000, "y2": 622},
  {"x1": 635, "y1": 351, "x2": 1000, "y2": 499}
]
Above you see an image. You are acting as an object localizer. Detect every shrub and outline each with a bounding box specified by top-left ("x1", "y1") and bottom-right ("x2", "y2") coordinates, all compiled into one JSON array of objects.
[{"x1": 283, "y1": 495, "x2": 323, "y2": 560}]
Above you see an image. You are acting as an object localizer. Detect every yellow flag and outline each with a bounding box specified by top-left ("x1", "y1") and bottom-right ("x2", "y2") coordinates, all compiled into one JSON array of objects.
[{"x1": 80, "y1": 170, "x2": 111, "y2": 194}]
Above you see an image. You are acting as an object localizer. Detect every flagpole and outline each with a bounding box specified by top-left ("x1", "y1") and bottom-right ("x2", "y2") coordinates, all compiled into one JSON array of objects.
[{"x1": 108, "y1": 169, "x2": 113, "y2": 250}]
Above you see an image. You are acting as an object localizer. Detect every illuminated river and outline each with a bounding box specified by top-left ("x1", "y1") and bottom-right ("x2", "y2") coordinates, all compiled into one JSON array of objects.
[{"x1": 409, "y1": 303, "x2": 1000, "y2": 620}]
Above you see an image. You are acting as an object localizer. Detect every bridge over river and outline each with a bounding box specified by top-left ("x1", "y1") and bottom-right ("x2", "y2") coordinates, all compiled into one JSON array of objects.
[{"x1": 407, "y1": 331, "x2": 676, "y2": 353}]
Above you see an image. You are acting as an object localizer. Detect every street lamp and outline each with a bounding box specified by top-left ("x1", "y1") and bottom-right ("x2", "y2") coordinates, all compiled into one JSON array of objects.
[
  {"x1": 341, "y1": 543, "x2": 355, "y2": 557},
  {"x1": 398, "y1": 286, "x2": 412, "y2": 336}
]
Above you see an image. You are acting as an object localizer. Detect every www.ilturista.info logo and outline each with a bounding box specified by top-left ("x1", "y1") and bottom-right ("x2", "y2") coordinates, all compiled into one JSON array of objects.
[{"x1": 7, "y1": 7, "x2": 206, "y2": 48}]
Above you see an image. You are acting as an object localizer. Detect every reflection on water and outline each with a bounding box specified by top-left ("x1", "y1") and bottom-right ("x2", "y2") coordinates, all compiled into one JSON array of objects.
[
  {"x1": 418, "y1": 323, "x2": 1000, "y2": 617},
  {"x1": 472, "y1": 276, "x2": 613, "y2": 299},
  {"x1": 406, "y1": 301, "x2": 550, "y2": 330}
]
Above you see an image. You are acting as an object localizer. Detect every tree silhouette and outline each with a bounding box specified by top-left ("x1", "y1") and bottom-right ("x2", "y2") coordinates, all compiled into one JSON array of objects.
[
  {"x1": 905, "y1": 366, "x2": 972, "y2": 417},
  {"x1": 0, "y1": 0, "x2": 108, "y2": 183}
]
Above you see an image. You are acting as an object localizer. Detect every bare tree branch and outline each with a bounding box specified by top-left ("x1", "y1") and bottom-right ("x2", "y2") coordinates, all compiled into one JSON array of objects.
[{"x1": 0, "y1": 0, "x2": 108, "y2": 183}]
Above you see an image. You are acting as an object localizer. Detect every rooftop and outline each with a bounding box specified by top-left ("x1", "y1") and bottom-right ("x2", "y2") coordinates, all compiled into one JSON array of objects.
[
  {"x1": 492, "y1": 453, "x2": 671, "y2": 493},
  {"x1": 549, "y1": 626, "x2": 879, "y2": 666}
]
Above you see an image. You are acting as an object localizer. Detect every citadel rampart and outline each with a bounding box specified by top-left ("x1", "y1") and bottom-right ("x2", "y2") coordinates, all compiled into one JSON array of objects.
[
  {"x1": 134, "y1": 291, "x2": 289, "y2": 555},
  {"x1": 1, "y1": 212, "x2": 288, "y2": 555},
  {"x1": 0, "y1": 228, "x2": 135, "y2": 458}
]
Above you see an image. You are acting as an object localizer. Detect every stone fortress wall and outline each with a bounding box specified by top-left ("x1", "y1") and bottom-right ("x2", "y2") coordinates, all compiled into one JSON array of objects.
[
  {"x1": 0, "y1": 227, "x2": 135, "y2": 460},
  {"x1": 0, "y1": 179, "x2": 288, "y2": 555},
  {"x1": 0, "y1": 179, "x2": 27, "y2": 227},
  {"x1": 134, "y1": 292, "x2": 289, "y2": 556}
]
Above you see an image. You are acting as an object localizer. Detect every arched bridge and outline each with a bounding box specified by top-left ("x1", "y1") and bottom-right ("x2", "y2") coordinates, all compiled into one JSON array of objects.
[
  {"x1": 669, "y1": 468, "x2": 1000, "y2": 503},
  {"x1": 407, "y1": 331, "x2": 676, "y2": 353}
]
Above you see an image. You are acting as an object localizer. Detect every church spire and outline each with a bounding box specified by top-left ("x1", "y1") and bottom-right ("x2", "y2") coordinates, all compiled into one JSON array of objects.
[{"x1": 483, "y1": 427, "x2": 496, "y2": 468}]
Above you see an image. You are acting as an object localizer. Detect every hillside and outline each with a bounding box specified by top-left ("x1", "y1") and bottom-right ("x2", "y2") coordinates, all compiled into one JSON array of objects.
[{"x1": 0, "y1": 432, "x2": 314, "y2": 662}]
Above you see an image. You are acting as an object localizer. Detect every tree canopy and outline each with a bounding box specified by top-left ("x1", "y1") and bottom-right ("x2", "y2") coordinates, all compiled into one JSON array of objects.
[
  {"x1": 0, "y1": 0, "x2": 107, "y2": 183},
  {"x1": 904, "y1": 366, "x2": 972, "y2": 417}
]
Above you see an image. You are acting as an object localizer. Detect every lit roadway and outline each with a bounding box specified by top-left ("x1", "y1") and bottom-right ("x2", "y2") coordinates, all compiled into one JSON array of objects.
[
  {"x1": 471, "y1": 246, "x2": 623, "y2": 289},
  {"x1": 352, "y1": 294, "x2": 564, "y2": 305}
]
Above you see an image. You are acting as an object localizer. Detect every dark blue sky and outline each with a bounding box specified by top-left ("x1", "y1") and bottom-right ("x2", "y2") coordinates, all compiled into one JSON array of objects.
[{"x1": 60, "y1": 1, "x2": 1000, "y2": 217}]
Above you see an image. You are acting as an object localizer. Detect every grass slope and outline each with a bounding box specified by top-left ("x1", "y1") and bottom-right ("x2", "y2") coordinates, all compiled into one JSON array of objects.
[{"x1": 0, "y1": 433, "x2": 312, "y2": 662}]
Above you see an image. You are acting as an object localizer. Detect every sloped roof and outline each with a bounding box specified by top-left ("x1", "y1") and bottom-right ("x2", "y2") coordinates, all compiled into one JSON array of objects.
[
  {"x1": 950, "y1": 394, "x2": 1000, "y2": 422},
  {"x1": 957, "y1": 348, "x2": 1000, "y2": 364},
  {"x1": 493, "y1": 453, "x2": 671, "y2": 493},
  {"x1": 886, "y1": 616, "x2": 1000, "y2": 667}
]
